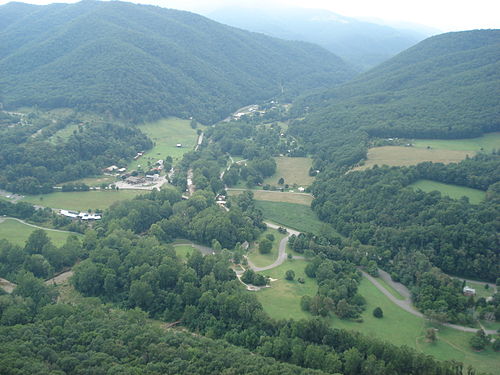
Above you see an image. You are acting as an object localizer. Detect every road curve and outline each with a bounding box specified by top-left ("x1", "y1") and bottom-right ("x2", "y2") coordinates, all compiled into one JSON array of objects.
[{"x1": 0, "y1": 217, "x2": 78, "y2": 234}]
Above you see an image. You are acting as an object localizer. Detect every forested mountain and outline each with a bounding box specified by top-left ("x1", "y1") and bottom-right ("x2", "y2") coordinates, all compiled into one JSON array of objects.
[
  {"x1": 0, "y1": 1, "x2": 355, "y2": 124},
  {"x1": 208, "y1": 6, "x2": 429, "y2": 70},
  {"x1": 292, "y1": 30, "x2": 500, "y2": 154}
]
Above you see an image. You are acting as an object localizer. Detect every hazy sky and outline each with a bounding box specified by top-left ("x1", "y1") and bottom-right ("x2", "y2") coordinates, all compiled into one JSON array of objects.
[{"x1": 1, "y1": 0, "x2": 499, "y2": 31}]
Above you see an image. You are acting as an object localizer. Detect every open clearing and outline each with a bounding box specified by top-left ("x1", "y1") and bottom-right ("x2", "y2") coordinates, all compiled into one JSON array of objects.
[
  {"x1": 128, "y1": 117, "x2": 201, "y2": 170},
  {"x1": 57, "y1": 175, "x2": 118, "y2": 188},
  {"x1": 0, "y1": 218, "x2": 76, "y2": 246},
  {"x1": 353, "y1": 146, "x2": 472, "y2": 171},
  {"x1": 174, "y1": 244, "x2": 197, "y2": 263},
  {"x1": 247, "y1": 228, "x2": 287, "y2": 268},
  {"x1": 255, "y1": 261, "x2": 498, "y2": 374},
  {"x1": 228, "y1": 189, "x2": 313, "y2": 205},
  {"x1": 413, "y1": 132, "x2": 500, "y2": 152},
  {"x1": 263, "y1": 157, "x2": 315, "y2": 187},
  {"x1": 410, "y1": 180, "x2": 486, "y2": 204},
  {"x1": 255, "y1": 201, "x2": 329, "y2": 234},
  {"x1": 22, "y1": 190, "x2": 144, "y2": 211}
]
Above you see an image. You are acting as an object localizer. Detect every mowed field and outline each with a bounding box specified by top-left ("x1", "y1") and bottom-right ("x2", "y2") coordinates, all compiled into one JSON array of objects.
[
  {"x1": 264, "y1": 157, "x2": 315, "y2": 187},
  {"x1": 22, "y1": 190, "x2": 144, "y2": 211},
  {"x1": 354, "y1": 132, "x2": 500, "y2": 171},
  {"x1": 255, "y1": 201, "x2": 327, "y2": 234},
  {"x1": 413, "y1": 132, "x2": 500, "y2": 152},
  {"x1": 410, "y1": 179, "x2": 486, "y2": 204},
  {"x1": 255, "y1": 261, "x2": 499, "y2": 374},
  {"x1": 128, "y1": 117, "x2": 201, "y2": 170},
  {"x1": 228, "y1": 189, "x2": 313, "y2": 205},
  {"x1": 0, "y1": 218, "x2": 76, "y2": 246},
  {"x1": 247, "y1": 228, "x2": 286, "y2": 268},
  {"x1": 353, "y1": 146, "x2": 472, "y2": 171}
]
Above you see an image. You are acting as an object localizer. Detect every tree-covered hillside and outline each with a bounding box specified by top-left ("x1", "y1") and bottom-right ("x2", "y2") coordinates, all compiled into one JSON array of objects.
[
  {"x1": 293, "y1": 30, "x2": 500, "y2": 145},
  {"x1": 0, "y1": 1, "x2": 355, "y2": 124}
]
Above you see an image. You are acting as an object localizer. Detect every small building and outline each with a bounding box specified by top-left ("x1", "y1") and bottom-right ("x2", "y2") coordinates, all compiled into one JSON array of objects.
[
  {"x1": 60, "y1": 209, "x2": 79, "y2": 219},
  {"x1": 104, "y1": 165, "x2": 119, "y2": 172},
  {"x1": 145, "y1": 174, "x2": 159, "y2": 181},
  {"x1": 463, "y1": 286, "x2": 476, "y2": 296},
  {"x1": 298, "y1": 187, "x2": 305, "y2": 192},
  {"x1": 117, "y1": 167, "x2": 126, "y2": 173},
  {"x1": 125, "y1": 176, "x2": 145, "y2": 185},
  {"x1": 176, "y1": 143, "x2": 182, "y2": 148}
]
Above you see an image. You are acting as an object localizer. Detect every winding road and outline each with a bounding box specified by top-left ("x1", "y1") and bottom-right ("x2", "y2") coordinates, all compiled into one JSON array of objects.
[{"x1": 0, "y1": 217, "x2": 77, "y2": 234}]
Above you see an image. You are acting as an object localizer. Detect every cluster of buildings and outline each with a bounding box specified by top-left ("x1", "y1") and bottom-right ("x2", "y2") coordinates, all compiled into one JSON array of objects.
[
  {"x1": 60, "y1": 210, "x2": 101, "y2": 221},
  {"x1": 104, "y1": 165, "x2": 126, "y2": 173}
]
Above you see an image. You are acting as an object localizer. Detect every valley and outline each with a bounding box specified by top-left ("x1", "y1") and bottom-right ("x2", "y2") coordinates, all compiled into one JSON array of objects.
[{"x1": 0, "y1": 2, "x2": 498, "y2": 375}]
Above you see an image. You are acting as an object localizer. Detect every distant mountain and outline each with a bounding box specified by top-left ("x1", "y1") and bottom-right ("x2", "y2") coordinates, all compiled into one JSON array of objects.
[
  {"x1": 295, "y1": 30, "x2": 500, "y2": 139},
  {"x1": 0, "y1": 1, "x2": 355, "y2": 124},
  {"x1": 207, "y1": 6, "x2": 431, "y2": 70}
]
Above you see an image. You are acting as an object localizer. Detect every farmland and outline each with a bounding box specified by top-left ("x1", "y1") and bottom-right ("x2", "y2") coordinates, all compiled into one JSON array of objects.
[
  {"x1": 255, "y1": 201, "x2": 329, "y2": 234},
  {"x1": 128, "y1": 117, "x2": 201, "y2": 171},
  {"x1": 410, "y1": 179, "x2": 486, "y2": 204},
  {"x1": 228, "y1": 189, "x2": 313, "y2": 205},
  {"x1": 412, "y1": 132, "x2": 500, "y2": 152},
  {"x1": 263, "y1": 156, "x2": 315, "y2": 187},
  {"x1": 0, "y1": 218, "x2": 77, "y2": 246},
  {"x1": 353, "y1": 146, "x2": 472, "y2": 171},
  {"x1": 22, "y1": 190, "x2": 144, "y2": 211}
]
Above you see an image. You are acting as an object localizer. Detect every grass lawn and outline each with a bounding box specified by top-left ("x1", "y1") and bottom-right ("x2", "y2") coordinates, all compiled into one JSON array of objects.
[
  {"x1": 410, "y1": 180, "x2": 486, "y2": 204},
  {"x1": 353, "y1": 146, "x2": 472, "y2": 171},
  {"x1": 255, "y1": 259, "x2": 316, "y2": 320},
  {"x1": 247, "y1": 228, "x2": 286, "y2": 268},
  {"x1": 254, "y1": 270, "x2": 499, "y2": 374},
  {"x1": 22, "y1": 190, "x2": 144, "y2": 211},
  {"x1": 264, "y1": 157, "x2": 315, "y2": 187},
  {"x1": 228, "y1": 189, "x2": 313, "y2": 205},
  {"x1": 255, "y1": 201, "x2": 329, "y2": 234},
  {"x1": 412, "y1": 132, "x2": 500, "y2": 152},
  {"x1": 129, "y1": 117, "x2": 201, "y2": 171},
  {"x1": 0, "y1": 218, "x2": 76, "y2": 246},
  {"x1": 174, "y1": 244, "x2": 197, "y2": 263}
]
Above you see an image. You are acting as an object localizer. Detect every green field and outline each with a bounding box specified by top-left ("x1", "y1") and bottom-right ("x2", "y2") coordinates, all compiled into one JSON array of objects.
[
  {"x1": 413, "y1": 132, "x2": 500, "y2": 152},
  {"x1": 410, "y1": 180, "x2": 486, "y2": 204},
  {"x1": 0, "y1": 218, "x2": 77, "y2": 246},
  {"x1": 56, "y1": 175, "x2": 118, "y2": 188},
  {"x1": 255, "y1": 201, "x2": 333, "y2": 235},
  {"x1": 174, "y1": 244, "x2": 197, "y2": 263},
  {"x1": 353, "y1": 146, "x2": 472, "y2": 171},
  {"x1": 255, "y1": 263, "x2": 499, "y2": 374},
  {"x1": 128, "y1": 117, "x2": 201, "y2": 171},
  {"x1": 264, "y1": 156, "x2": 315, "y2": 187},
  {"x1": 247, "y1": 228, "x2": 286, "y2": 268},
  {"x1": 22, "y1": 190, "x2": 144, "y2": 211},
  {"x1": 228, "y1": 189, "x2": 313, "y2": 205}
]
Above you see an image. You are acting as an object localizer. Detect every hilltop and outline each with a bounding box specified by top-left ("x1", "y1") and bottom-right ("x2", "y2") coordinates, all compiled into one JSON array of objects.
[{"x1": 0, "y1": 1, "x2": 355, "y2": 124}]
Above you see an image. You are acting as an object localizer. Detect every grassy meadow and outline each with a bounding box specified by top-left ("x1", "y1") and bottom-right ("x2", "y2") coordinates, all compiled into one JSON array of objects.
[
  {"x1": 174, "y1": 244, "x2": 197, "y2": 263},
  {"x1": 247, "y1": 228, "x2": 286, "y2": 268},
  {"x1": 264, "y1": 156, "x2": 315, "y2": 187},
  {"x1": 255, "y1": 201, "x2": 327, "y2": 234},
  {"x1": 128, "y1": 117, "x2": 201, "y2": 170},
  {"x1": 228, "y1": 189, "x2": 313, "y2": 205},
  {"x1": 22, "y1": 190, "x2": 144, "y2": 211},
  {"x1": 0, "y1": 218, "x2": 76, "y2": 246},
  {"x1": 410, "y1": 179, "x2": 486, "y2": 204},
  {"x1": 412, "y1": 132, "x2": 500, "y2": 152}
]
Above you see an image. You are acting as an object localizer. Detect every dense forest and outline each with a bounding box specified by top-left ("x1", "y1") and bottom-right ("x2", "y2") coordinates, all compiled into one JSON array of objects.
[
  {"x1": 292, "y1": 30, "x2": 500, "y2": 141},
  {"x1": 0, "y1": 1, "x2": 355, "y2": 124},
  {"x1": 0, "y1": 115, "x2": 152, "y2": 194},
  {"x1": 0, "y1": 190, "x2": 488, "y2": 375}
]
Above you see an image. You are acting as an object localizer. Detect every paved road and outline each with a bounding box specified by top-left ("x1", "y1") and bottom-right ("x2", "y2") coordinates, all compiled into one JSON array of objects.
[
  {"x1": 1, "y1": 217, "x2": 77, "y2": 234},
  {"x1": 247, "y1": 222, "x2": 300, "y2": 272},
  {"x1": 362, "y1": 269, "x2": 497, "y2": 335}
]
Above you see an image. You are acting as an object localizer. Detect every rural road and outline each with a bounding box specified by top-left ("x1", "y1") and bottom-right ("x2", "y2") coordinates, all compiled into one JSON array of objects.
[
  {"x1": 247, "y1": 222, "x2": 300, "y2": 272},
  {"x1": 0, "y1": 217, "x2": 77, "y2": 234}
]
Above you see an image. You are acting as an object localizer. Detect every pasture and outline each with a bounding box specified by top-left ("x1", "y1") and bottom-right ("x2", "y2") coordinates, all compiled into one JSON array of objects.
[
  {"x1": 22, "y1": 190, "x2": 144, "y2": 211},
  {"x1": 353, "y1": 146, "x2": 472, "y2": 171},
  {"x1": 410, "y1": 180, "x2": 486, "y2": 204},
  {"x1": 412, "y1": 132, "x2": 500, "y2": 152},
  {"x1": 255, "y1": 201, "x2": 329, "y2": 235},
  {"x1": 228, "y1": 189, "x2": 313, "y2": 205},
  {"x1": 263, "y1": 156, "x2": 315, "y2": 187},
  {"x1": 0, "y1": 218, "x2": 76, "y2": 246},
  {"x1": 247, "y1": 228, "x2": 286, "y2": 268},
  {"x1": 254, "y1": 265, "x2": 498, "y2": 374},
  {"x1": 57, "y1": 175, "x2": 117, "y2": 188},
  {"x1": 128, "y1": 117, "x2": 201, "y2": 170}
]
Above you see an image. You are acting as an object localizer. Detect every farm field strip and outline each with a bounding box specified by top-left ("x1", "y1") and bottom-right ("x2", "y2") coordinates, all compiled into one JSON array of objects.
[
  {"x1": 263, "y1": 156, "x2": 315, "y2": 187},
  {"x1": 227, "y1": 189, "x2": 313, "y2": 205},
  {"x1": 409, "y1": 179, "x2": 486, "y2": 204}
]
